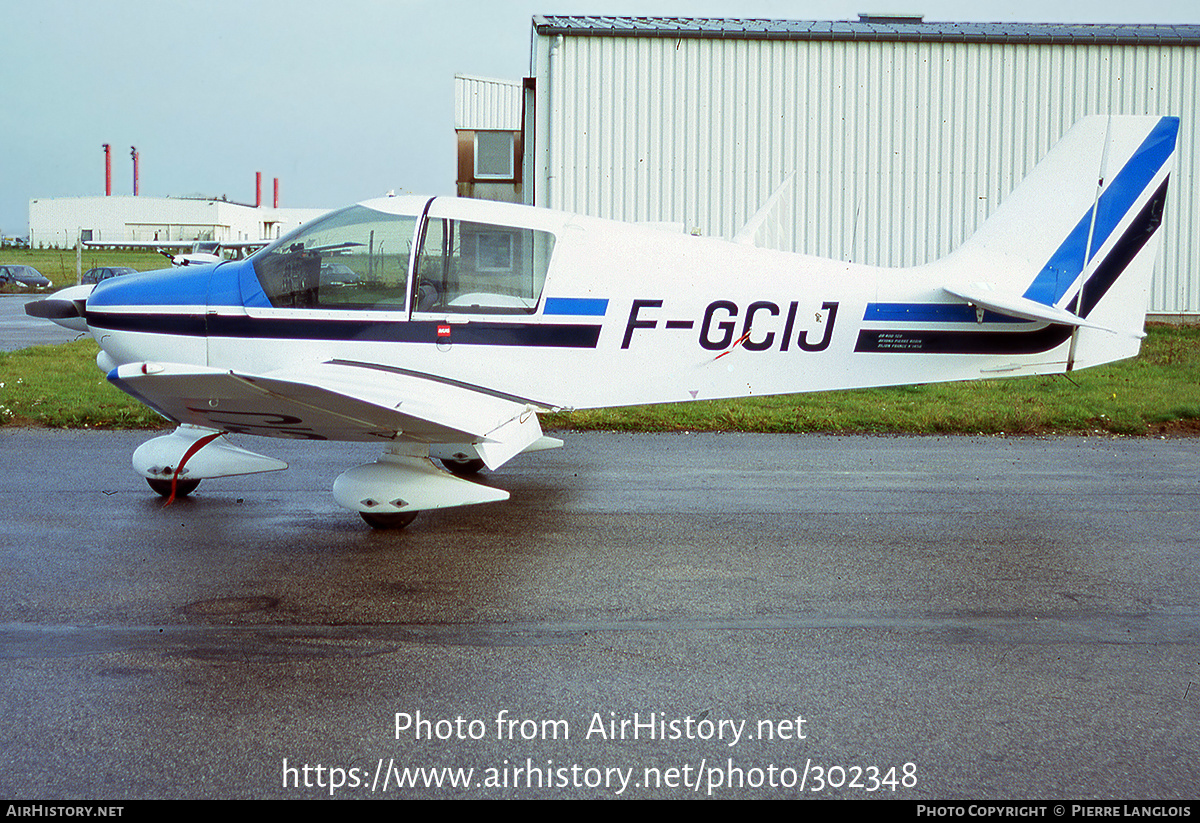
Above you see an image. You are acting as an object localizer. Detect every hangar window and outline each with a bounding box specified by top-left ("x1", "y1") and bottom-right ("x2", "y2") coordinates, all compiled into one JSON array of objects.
[
  {"x1": 414, "y1": 218, "x2": 554, "y2": 314},
  {"x1": 251, "y1": 205, "x2": 418, "y2": 310},
  {"x1": 475, "y1": 131, "x2": 515, "y2": 180}
]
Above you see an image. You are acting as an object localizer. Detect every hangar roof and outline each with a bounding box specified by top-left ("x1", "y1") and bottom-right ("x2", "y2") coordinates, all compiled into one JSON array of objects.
[{"x1": 532, "y1": 15, "x2": 1200, "y2": 46}]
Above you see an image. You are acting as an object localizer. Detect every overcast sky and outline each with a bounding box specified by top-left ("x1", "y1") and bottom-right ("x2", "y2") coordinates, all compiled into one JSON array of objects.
[{"x1": 3, "y1": 0, "x2": 1198, "y2": 237}]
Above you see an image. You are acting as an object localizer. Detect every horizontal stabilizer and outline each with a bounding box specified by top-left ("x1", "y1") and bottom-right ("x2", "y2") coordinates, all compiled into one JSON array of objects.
[
  {"x1": 523, "y1": 435, "x2": 564, "y2": 453},
  {"x1": 943, "y1": 283, "x2": 1126, "y2": 335},
  {"x1": 429, "y1": 435, "x2": 563, "y2": 466},
  {"x1": 474, "y1": 408, "x2": 544, "y2": 470}
]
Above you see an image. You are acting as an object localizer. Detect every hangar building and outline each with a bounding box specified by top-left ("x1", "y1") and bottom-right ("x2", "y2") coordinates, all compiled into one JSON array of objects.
[
  {"x1": 455, "y1": 74, "x2": 525, "y2": 203},
  {"x1": 524, "y1": 16, "x2": 1200, "y2": 319}
]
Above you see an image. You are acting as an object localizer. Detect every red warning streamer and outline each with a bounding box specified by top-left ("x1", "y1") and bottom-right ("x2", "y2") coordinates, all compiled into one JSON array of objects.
[{"x1": 163, "y1": 431, "x2": 225, "y2": 506}]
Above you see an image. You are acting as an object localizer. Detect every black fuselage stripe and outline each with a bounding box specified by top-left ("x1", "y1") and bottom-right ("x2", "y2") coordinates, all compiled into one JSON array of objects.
[
  {"x1": 84, "y1": 313, "x2": 602, "y2": 348},
  {"x1": 854, "y1": 177, "x2": 1168, "y2": 355}
]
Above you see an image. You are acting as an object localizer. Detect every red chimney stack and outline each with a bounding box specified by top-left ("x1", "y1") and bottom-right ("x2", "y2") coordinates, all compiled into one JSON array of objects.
[
  {"x1": 273, "y1": 177, "x2": 280, "y2": 208},
  {"x1": 103, "y1": 144, "x2": 111, "y2": 196},
  {"x1": 256, "y1": 171, "x2": 262, "y2": 207}
]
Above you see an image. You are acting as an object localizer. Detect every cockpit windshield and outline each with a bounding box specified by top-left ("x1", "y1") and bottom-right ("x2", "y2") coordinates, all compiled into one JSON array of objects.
[{"x1": 252, "y1": 205, "x2": 420, "y2": 310}]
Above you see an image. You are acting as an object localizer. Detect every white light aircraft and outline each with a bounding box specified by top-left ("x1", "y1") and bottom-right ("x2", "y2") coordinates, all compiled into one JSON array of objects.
[
  {"x1": 84, "y1": 239, "x2": 268, "y2": 266},
  {"x1": 28, "y1": 116, "x2": 1179, "y2": 527}
]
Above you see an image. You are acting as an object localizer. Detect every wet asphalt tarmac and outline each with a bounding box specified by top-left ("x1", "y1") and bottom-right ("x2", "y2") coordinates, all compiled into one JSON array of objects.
[
  {"x1": 0, "y1": 293, "x2": 80, "y2": 351},
  {"x1": 0, "y1": 428, "x2": 1197, "y2": 799}
]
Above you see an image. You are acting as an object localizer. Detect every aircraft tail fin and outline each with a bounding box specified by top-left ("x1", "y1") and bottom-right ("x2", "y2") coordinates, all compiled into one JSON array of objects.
[{"x1": 940, "y1": 115, "x2": 1178, "y2": 366}]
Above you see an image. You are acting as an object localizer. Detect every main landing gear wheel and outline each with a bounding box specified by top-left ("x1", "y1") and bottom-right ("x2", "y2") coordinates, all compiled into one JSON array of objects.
[
  {"x1": 146, "y1": 477, "x2": 201, "y2": 498},
  {"x1": 440, "y1": 457, "x2": 485, "y2": 477},
  {"x1": 360, "y1": 510, "x2": 419, "y2": 529}
]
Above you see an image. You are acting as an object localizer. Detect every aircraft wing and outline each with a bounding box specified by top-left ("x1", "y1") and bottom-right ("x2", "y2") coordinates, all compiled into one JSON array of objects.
[
  {"x1": 85, "y1": 241, "x2": 185, "y2": 249},
  {"x1": 84, "y1": 240, "x2": 269, "y2": 250},
  {"x1": 107, "y1": 360, "x2": 548, "y2": 470}
]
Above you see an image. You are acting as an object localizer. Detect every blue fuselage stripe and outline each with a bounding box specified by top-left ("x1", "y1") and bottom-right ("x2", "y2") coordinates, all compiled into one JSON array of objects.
[
  {"x1": 543, "y1": 297, "x2": 609, "y2": 316},
  {"x1": 863, "y1": 303, "x2": 1031, "y2": 324}
]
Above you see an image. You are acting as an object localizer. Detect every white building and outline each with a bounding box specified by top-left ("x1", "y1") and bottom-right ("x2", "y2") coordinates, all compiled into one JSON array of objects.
[
  {"x1": 28, "y1": 196, "x2": 327, "y2": 250},
  {"x1": 526, "y1": 16, "x2": 1200, "y2": 319}
]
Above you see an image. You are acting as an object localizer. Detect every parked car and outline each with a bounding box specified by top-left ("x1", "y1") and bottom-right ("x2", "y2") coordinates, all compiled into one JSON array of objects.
[
  {"x1": 320, "y1": 263, "x2": 359, "y2": 286},
  {"x1": 0, "y1": 264, "x2": 50, "y2": 288},
  {"x1": 81, "y1": 266, "x2": 137, "y2": 285}
]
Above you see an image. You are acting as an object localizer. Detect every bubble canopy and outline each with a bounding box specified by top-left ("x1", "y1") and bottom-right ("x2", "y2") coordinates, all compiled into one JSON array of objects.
[{"x1": 251, "y1": 200, "x2": 556, "y2": 314}]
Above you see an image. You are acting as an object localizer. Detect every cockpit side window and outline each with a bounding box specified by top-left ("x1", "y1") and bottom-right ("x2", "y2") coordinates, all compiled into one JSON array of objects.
[
  {"x1": 252, "y1": 205, "x2": 418, "y2": 310},
  {"x1": 414, "y1": 218, "x2": 555, "y2": 314}
]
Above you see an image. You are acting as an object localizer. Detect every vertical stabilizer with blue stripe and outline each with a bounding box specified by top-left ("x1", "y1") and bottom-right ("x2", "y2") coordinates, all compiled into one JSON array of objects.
[{"x1": 938, "y1": 115, "x2": 1178, "y2": 367}]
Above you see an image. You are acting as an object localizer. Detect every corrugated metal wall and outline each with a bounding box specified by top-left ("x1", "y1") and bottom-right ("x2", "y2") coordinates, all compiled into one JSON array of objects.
[
  {"x1": 532, "y1": 33, "x2": 1199, "y2": 315},
  {"x1": 455, "y1": 74, "x2": 523, "y2": 131}
]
